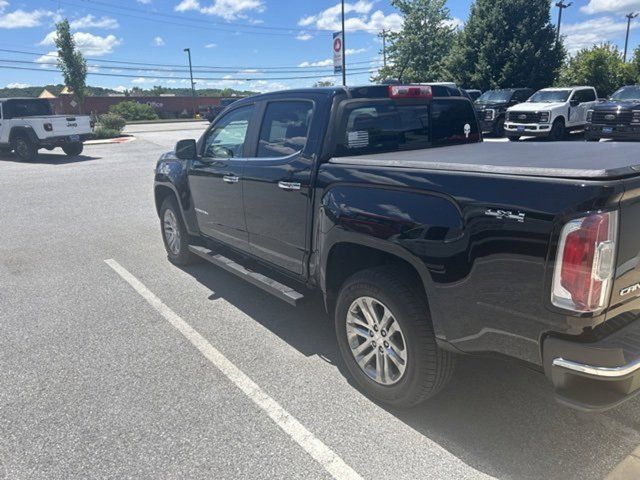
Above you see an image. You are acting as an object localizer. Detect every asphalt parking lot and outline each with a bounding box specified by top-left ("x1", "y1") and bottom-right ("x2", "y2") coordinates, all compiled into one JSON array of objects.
[{"x1": 1, "y1": 121, "x2": 639, "y2": 480}]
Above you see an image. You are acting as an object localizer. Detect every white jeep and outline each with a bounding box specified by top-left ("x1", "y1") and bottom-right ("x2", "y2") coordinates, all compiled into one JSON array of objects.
[
  {"x1": 504, "y1": 86, "x2": 598, "y2": 141},
  {"x1": 0, "y1": 98, "x2": 93, "y2": 161}
]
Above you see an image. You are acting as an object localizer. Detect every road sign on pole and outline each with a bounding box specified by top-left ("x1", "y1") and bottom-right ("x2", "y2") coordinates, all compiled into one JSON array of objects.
[{"x1": 333, "y1": 31, "x2": 343, "y2": 75}]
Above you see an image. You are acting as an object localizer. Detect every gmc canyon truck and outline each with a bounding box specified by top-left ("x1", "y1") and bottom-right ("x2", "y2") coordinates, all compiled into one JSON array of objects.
[
  {"x1": 155, "y1": 84, "x2": 640, "y2": 411},
  {"x1": 0, "y1": 98, "x2": 92, "y2": 161}
]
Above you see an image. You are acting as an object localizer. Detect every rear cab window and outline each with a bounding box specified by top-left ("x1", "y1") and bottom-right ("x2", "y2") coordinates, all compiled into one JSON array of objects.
[
  {"x1": 3, "y1": 99, "x2": 52, "y2": 119},
  {"x1": 333, "y1": 95, "x2": 480, "y2": 157}
]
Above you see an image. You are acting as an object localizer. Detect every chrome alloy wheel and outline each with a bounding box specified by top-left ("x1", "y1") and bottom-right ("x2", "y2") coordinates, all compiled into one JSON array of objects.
[
  {"x1": 346, "y1": 296, "x2": 407, "y2": 385},
  {"x1": 163, "y1": 209, "x2": 181, "y2": 255}
]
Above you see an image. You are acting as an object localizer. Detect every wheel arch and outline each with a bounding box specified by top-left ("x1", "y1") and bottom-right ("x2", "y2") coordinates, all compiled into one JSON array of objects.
[
  {"x1": 9, "y1": 126, "x2": 38, "y2": 145},
  {"x1": 154, "y1": 183, "x2": 199, "y2": 235}
]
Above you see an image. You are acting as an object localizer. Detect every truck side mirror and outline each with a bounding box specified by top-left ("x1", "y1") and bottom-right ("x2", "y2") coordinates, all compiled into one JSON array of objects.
[
  {"x1": 175, "y1": 139, "x2": 197, "y2": 159},
  {"x1": 570, "y1": 99, "x2": 579, "y2": 107}
]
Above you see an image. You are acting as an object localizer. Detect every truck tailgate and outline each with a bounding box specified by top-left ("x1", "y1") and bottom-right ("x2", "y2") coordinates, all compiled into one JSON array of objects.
[
  {"x1": 45, "y1": 115, "x2": 92, "y2": 137},
  {"x1": 609, "y1": 177, "x2": 640, "y2": 312}
]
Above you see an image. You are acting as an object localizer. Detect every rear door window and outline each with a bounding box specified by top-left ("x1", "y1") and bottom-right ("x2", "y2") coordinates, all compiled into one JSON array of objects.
[
  {"x1": 257, "y1": 101, "x2": 313, "y2": 158},
  {"x1": 4, "y1": 99, "x2": 52, "y2": 119}
]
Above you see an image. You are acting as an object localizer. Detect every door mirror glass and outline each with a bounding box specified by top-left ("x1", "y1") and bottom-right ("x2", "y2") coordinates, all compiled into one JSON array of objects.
[{"x1": 175, "y1": 139, "x2": 197, "y2": 159}]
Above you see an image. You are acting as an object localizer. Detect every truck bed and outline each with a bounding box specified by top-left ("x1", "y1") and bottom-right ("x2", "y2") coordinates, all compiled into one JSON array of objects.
[{"x1": 329, "y1": 142, "x2": 640, "y2": 179}]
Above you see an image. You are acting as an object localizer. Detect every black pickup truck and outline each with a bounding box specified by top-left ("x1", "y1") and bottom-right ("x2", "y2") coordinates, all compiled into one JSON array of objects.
[
  {"x1": 474, "y1": 88, "x2": 532, "y2": 136},
  {"x1": 585, "y1": 85, "x2": 640, "y2": 141},
  {"x1": 155, "y1": 84, "x2": 640, "y2": 411}
]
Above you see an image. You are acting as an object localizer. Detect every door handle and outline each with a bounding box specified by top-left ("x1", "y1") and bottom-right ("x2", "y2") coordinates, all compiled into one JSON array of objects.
[
  {"x1": 278, "y1": 181, "x2": 301, "y2": 191},
  {"x1": 223, "y1": 175, "x2": 239, "y2": 184}
]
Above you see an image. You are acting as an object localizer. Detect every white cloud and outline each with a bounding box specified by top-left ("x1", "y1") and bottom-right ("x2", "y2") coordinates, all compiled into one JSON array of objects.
[
  {"x1": 175, "y1": 0, "x2": 264, "y2": 21},
  {"x1": 0, "y1": 8, "x2": 54, "y2": 29},
  {"x1": 296, "y1": 32, "x2": 313, "y2": 41},
  {"x1": 445, "y1": 17, "x2": 464, "y2": 30},
  {"x1": 113, "y1": 85, "x2": 128, "y2": 92},
  {"x1": 562, "y1": 16, "x2": 638, "y2": 53},
  {"x1": 153, "y1": 36, "x2": 165, "y2": 46},
  {"x1": 40, "y1": 31, "x2": 122, "y2": 56},
  {"x1": 298, "y1": 1, "x2": 403, "y2": 33},
  {"x1": 70, "y1": 14, "x2": 119, "y2": 29},
  {"x1": 581, "y1": 0, "x2": 640, "y2": 14},
  {"x1": 131, "y1": 77, "x2": 157, "y2": 84},
  {"x1": 6, "y1": 82, "x2": 30, "y2": 88},
  {"x1": 136, "y1": 0, "x2": 152, "y2": 3},
  {"x1": 204, "y1": 42, "x2": 217, "y2": 48}
]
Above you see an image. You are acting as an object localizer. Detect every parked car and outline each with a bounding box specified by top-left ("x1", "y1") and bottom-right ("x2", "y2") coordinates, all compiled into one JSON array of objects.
[
  {"x1": 0, "y1": 98, "x2": 93, "y2": 161},
  {"x1": 465, "y1": 89, "x2": 482, "y2": 101},
  {"x1": 585, "y1": 85, "x2": 640, "y2": 141},
  {"x1": 155, "y1": 84, "x2": 640, "y2": 412},
  {"x1": 475, "y1": 88, "x2": 533, "y2": 136},
  {"x1": 505, "y1": 86, "x2": 598, "y2": 141}
]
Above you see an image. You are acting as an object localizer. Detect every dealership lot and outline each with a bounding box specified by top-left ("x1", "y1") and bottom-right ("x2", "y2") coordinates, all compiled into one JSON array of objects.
[{"x1": 1, "y1": 122, "x2": 639, "y2": 480}]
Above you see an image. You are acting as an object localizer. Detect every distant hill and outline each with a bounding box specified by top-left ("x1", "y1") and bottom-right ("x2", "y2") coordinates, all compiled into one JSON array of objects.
[{"x1": 0, "y1": 84, "x2": 259, "y2": 98}]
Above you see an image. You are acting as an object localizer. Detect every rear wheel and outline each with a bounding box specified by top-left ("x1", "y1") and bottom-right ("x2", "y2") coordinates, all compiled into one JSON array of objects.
[
  {"x1": 62, "y1": 142, "x2": 83, "y2": 156},
  {"x1": 549, "y1": 118, "x2": 566, "y2": 141},
  {"x1": 160, "y1": 196, "x2": 198, "y2": 266},
  {"x1": 335, "y1": 266, "x2": 455, "y2": 408},
  {"x1": 12, "y1": 135, "x2": 37, "y2": 162}
]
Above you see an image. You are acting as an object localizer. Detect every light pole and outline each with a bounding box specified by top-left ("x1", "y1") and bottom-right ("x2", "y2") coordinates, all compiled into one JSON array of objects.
[
  {"x1": 341, "y1": 0, "x2": 346, "y2": 86},
  {"x1": 624, "y1": 12, "x2": 638, "y2": 62},
  {"x1": 555, "y1": 1, "x2": 573, "y2": 43},
  {"x1": 382, "y1": 29, "x2": 387, "y2": 68},
  {"x1": 183, "y1": 47, "x2": 196, "y2": 118}
]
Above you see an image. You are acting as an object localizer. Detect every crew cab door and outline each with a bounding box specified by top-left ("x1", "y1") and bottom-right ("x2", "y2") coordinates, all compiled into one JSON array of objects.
[
  {"x1": 188, "y1": 104, "x2": 255, "y2": 250},
  {"x1": 242, "y1": 99, "x2": 317, "y2": 275},
  {"x1": 568, "y1": 88, "x2": 597, "y2": 125}
]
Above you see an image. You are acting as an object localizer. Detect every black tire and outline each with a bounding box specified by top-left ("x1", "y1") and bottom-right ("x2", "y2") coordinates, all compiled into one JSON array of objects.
[
  {"x1": 507, "y1": 135, "x2": 520, "y2": 142},
  {"x1": 549, "y1": 118, "x2": 566, "y2": 141},
  {"x1": 585, "y1": 136, "x2": 599, "y2": 142},
  {"x1": 62, "y1": 142, "x2": 83, "y2": 156},
  {"x1": 335, "y1": 266, "x2": 455, "y2": 408},
  {"x1": 160, "y1": 195, "x2": 198, "y2": 266},
  {"x1": 12, "y1": 135, "x2": 38, "y2": 162},
  {"x1": 494, "y1": 117, "x2": 506, "y2": 137}
]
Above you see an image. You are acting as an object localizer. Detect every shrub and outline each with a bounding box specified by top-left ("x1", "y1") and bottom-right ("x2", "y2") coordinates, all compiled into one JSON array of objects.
[
  {"x1": 93, "y1": 127, "x2": 121, "y2": 139},
  {"x1": 108, "y1": 101, "x2": 159, "y2": 121},
  {"x1": 98, "y1": 113, "x2": 126, "y2": 132}
]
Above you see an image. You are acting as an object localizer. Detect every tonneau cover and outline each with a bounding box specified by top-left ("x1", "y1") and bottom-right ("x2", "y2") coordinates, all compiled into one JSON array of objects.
[{"x1": 329, "y1": 141, "x2": 640, "y2": 179}]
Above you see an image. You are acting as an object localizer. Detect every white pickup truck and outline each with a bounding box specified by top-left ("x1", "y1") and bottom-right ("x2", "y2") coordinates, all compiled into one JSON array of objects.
[
  {"x1": 504, "y1": 86, "x2": 598, "y2": 141},
  {"x1": 0, "y1": 98, "x2": 93, "y2": 161}
]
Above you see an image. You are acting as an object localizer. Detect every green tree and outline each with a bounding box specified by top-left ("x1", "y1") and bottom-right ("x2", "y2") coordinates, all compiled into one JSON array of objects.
[
  {"x1": 374, "y1": 0, "x2": 456, "y2": 83},
  {"x1": 446, "y1": 0, "x2": 564, "y2": 90},
  {"x1": 558, "y1": 43, "x2": 632, "y2": 97},
  {"x1": 54, "y1": 19, "x2": 87, "y2": 113}
]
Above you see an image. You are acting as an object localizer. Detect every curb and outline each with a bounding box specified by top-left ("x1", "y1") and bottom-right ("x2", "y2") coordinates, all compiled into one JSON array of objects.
[{"x1": 85, "y1": 136, "x2": 136, "y2": 145}]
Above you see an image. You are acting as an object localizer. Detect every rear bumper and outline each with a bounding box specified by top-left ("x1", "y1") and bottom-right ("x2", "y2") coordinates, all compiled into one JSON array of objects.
[
  {"x1": 585, "y1": 124, "x2": 640, "y2": 140},
  {"x1": 39, "y1": 133, "x2": 93, "y2": 147},
  {"x1": 543, "y1": 316, "x2": 640, "y2": 411}
]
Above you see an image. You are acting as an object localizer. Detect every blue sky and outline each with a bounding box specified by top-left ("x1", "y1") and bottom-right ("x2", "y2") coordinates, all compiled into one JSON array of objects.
[{"x1": 1, "y1": 0, "x2": 639, "y2": 92}]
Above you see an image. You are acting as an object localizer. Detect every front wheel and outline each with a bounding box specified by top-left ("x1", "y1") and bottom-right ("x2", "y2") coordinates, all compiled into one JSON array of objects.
[
  {"x1": 62, "y1": 142, "x2": 83, "y2": 156},
  {"x1": 335, "y1": 266, "x2": 455, "y2": 408},
  {"x1": 549, "y1": 118, "x2": 566, "y2": 141},
  {"x1": 507, "y1": 135, "x2": 520, "y2": 142},
  {"x1": 160, "y1": 196, "x2": 198, "y2": 266}
]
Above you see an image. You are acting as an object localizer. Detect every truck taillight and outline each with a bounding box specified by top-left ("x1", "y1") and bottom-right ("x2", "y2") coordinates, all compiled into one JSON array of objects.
[
  {"x1": 44, "y1": 123, "x2": 53, "y2": 131},
  {"x1": 552, "y1": 211, "x2": 618, "y2": 312},
  {"x1": 388, "y1": 85, "x2": 432, "y2": 99}
]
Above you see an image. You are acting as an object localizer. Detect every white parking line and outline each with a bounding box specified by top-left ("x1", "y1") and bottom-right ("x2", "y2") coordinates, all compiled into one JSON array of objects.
[{"x1": 104, "y1": 258, "x2": 364, "y2": 480}]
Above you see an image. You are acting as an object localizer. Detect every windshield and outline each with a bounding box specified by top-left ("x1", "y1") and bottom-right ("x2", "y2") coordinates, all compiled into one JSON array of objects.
[
  {"x1": 610, "y1": 86, "x2": 640, "y2": 102},
  {"x1": 527, "y1": 90, "x2": 570, "y2": 103},
  {"x1": 476, "y1": 90, "x2": 513, "y2": 104}
]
